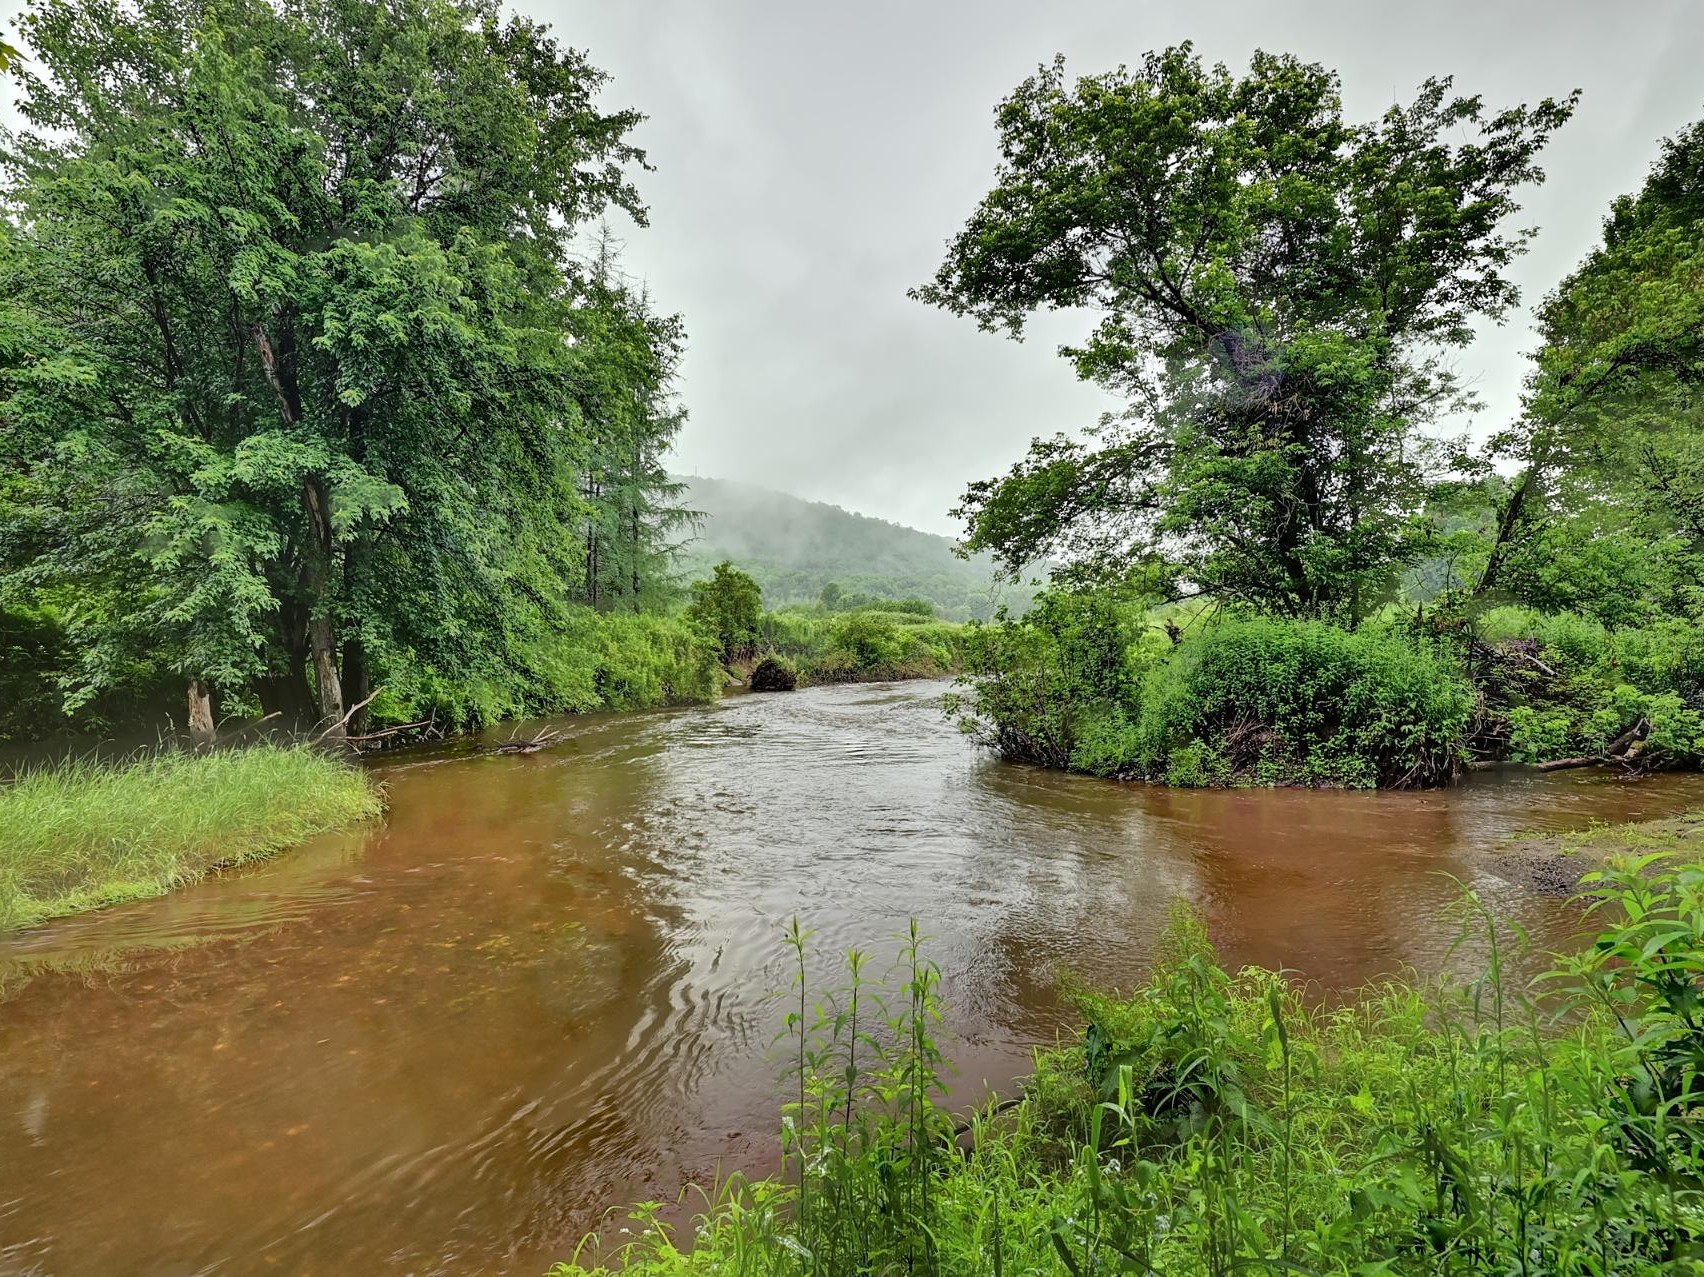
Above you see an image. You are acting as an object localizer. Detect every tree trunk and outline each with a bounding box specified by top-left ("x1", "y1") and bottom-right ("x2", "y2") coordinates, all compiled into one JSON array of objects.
[
  {"x1": 341, "y1": 636, "x2": 369, "y2": 735},
  {"x1": 300, "y1": 474, "x2": 344, "y2": 737},
  {"x1": 188, "y1": 679, "x2": 215, "y2": 745},
  {"x1": 1474, "y1": 465, "x2": 1537, "y2": 600}
]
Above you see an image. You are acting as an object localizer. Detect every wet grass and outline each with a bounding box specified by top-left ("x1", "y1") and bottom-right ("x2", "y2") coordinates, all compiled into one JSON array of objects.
[
  {"x1": 0, "y1": 745, "x2": 382, "y2": 930},
  {"x1": 560, "y1": 862, "x2": 1704, "y2": 1276}
]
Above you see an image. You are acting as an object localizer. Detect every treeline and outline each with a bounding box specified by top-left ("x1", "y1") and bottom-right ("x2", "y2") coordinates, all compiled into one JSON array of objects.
[
  {"x1": 0, "y1": 0, "x2": 694, "y2": 744},
  {"x1": 920, "y1": 46, "x2": 1704, "y2": 787},
  {"x1": 686, "y1": 561, "x2": 965, "y2": 686}
]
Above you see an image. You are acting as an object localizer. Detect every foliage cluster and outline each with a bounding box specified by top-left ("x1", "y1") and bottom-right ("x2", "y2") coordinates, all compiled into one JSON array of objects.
[
  {"x1": 369, "y1": 607, "x2": 725, "y2": 731},
  {"x1": 0, "y1": 0, "x2": 692, "y2": 745},
  {"x1": 560, "y1": 862, "x2": 1704, "y2": 1275},
  {"x1": 954, "y1": 595, "x2": 1471, "y2": 788},
  {"x1": 917, "y1": 43, "x2": 1575, "y2": 622},
  {"x1": 688, "y1": 562, "x2": 764, "y2": 663},
  {"x1": 0, "y1": 742, "x2": 380, "y2": 929},
  {"x1": 921, "y1": 47, "x2": 1704, "y2": 791},
  {"x1": 1474, "y1": 608, "x2": 1704, "y2": 769},
  {"x1": 758, "y1": 609, "x2": 965, "y2": 686}
]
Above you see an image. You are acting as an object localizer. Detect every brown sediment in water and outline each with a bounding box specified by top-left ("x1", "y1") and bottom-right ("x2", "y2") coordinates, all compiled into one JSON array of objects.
[{"x1": 1, "y1": 680, "x2": 1701, "y2": 1275}]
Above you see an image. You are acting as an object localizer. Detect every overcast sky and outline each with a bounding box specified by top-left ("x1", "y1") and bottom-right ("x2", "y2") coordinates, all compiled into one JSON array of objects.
[
  {"x1": 538, "y1": 0, "x2": 1702, "y2": 534},
  {"x1": 4, "y1": 0, "x2": 1699, "y2": 535}
]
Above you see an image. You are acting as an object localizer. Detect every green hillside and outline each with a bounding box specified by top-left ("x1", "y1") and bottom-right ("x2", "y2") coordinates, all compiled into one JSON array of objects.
[{"x1": 673, "y1": 477, "x2": 1032, "y2": 621}]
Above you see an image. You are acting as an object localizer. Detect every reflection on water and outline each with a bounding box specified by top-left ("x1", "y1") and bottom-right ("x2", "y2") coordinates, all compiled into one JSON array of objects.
[{"x1": 2, "y1": 680, "x2": 1700, "y2": 1275}]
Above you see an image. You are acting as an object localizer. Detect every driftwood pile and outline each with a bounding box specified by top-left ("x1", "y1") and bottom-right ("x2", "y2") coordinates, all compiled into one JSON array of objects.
[
  {"x1": 1473, "y1": 638, "x2": 1656, "y2": 776},
  {"x1": 1535, "y1": 716, "x2": 1651, "y2": 773}
]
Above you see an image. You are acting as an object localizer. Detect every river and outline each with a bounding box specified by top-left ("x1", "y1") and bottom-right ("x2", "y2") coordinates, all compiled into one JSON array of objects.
[{"x1": 3, "y1": 679, "x2": 1701, "y2": 1275}]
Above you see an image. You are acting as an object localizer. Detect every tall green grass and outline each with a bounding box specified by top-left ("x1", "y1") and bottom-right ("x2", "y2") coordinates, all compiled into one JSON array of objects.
[
  {"x1": 559, "y1": 860, "x2": 1704, "y2": 1275},
  {"x1": 0, "y1": 745, "x2": 382, "y2": 929}
]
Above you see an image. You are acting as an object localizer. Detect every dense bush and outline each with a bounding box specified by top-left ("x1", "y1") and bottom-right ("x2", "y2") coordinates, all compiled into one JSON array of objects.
[
  {"x1": 1138, "y1": 618, "x2": 1475, "y2": 788},
  {"x1": 949, "y1": 587, "x2": 1159, "y2": 771},
  {"x1": 687, "y1": 562, "x2": 764, "y2": 662},
  {"x1": 0, "y1": 607, "x2": 69, "y2": 742},
  {"x1": 560, "y1": 862, "x2": 1704, "y2": 1275},
  {"x1": 759, "y1": 609, "x2": 964, "y2": 684},
  {"x1": 365, "y1": 609, "x2": 725, "y2": 732},
  {"x1": 954, "y1": 597, "x2": 1471, "y2": 788}
]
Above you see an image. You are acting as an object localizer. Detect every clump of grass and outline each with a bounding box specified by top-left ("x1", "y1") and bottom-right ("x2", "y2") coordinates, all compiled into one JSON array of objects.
[
  {"x1": 560, "y1": 861, "x2": 1704, "y2": 1276},
  {"x1": 0, "y1": 744, "x2": 382, "y2": 930}
]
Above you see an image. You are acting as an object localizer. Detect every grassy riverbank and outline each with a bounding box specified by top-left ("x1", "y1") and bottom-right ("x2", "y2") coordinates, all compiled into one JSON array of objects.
[
  {"x1": 0, "y1": 746, "x2": 382, "y2": 930},
  {"x1": 561, "y1": 862, "x2": 1704, "y2": 1275}
]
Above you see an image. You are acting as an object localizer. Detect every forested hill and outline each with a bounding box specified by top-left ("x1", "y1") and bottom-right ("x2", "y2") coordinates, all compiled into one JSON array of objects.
[{"x1": 674, "y1": 477, "x2": 1031, "y2": 621}]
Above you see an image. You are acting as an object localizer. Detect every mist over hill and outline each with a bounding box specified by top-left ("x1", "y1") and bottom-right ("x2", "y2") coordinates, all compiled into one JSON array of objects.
[{"x1": 673, "y1": 476, "x2": 1033, "y2": 621}]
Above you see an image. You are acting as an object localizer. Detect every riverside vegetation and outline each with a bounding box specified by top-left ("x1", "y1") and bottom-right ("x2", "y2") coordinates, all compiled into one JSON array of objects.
[
  {"x1": 919, "y1": 47, "x2": 1704, "y2": 792},
  {"x1": 549, "y1": 42, "x2": 1704, "y2": 1276},
  {"x1": 0, "y1": 743, "x2": 380, "y2": 928},
  {"x1": 0, "y1": 7, "x2": 1697, "y2": 1272},
  {"x1": 0, "y1": 0, "x2": 969, "y2": 756},
  {"x1": 0, "y1": 0, "x2": 971, "y2": 927},
  {"x1": 0, "y1": 0, "x2": 772, "y2": 750},
  {"x1": 0, "y1": 561, "x2": 963, "y2": 930},
  {"x1": 561, "y1": 861, "x2": 1704, "y2": 1276}
]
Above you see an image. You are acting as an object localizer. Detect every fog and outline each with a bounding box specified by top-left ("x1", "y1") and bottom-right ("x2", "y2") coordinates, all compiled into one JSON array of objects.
[{"x1": 545, "y1": 0, "x2": 1702, "y2": 533}]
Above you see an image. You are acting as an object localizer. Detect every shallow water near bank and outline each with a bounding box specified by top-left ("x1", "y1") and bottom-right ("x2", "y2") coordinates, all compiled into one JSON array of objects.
[{"x1": 2, "y1": 680, "x2": 1701, "y2": 1275}]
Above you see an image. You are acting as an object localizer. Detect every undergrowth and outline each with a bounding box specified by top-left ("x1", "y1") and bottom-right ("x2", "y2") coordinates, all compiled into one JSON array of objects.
[
  {"x1": 559, "y1": 860, "x2": 1704, "y2": 1275},
  {"x1": 758, "y1": 610, "x2": 964, "y2": 684}
]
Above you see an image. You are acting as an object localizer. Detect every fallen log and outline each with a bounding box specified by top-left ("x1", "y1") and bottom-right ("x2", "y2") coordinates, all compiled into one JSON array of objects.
[
  {"x1": 312, "y1": 687, "x2": 384, "y2": 744},
  {"x1": 494, "y1": 728, "x2": 561, "y2": 755},
  {"x1": 1603, "y1": 716, "x2": 1651, "y2": 758}
]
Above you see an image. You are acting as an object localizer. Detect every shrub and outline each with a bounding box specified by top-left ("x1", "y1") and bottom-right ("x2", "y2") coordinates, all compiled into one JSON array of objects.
[
  {"x1": 956, "y1": 600, "x2": 1472, "y2": 788},
  {"x1": 368, "y1": 609, "x2": 723, "y2": 731},
  {"x1": 758, "y1": 609, "x2": 964, "y2": 684},
  {"x1": 949, "y1": 587, "x2": 1157, "y2": 771},
  {"x1": 1474, "y1": 608, "x2": 1704, "y2": 768},
  {"x1": 687, "y1": 562, "x2": 763, "y2": 661},
  {"x1": 1136, "y1": 618, "x2": 1474, "y2": 787}
]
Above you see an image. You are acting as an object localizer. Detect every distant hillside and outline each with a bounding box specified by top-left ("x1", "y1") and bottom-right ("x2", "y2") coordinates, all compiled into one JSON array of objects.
[{"x1": 672, "y1": 477, "x2": 1032, "y2": 621}]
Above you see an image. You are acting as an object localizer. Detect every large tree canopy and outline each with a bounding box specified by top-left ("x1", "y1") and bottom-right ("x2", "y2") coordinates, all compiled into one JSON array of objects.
[
  {"x1": 0, "y1": 0, "x2": 690, "y2": 736},
  {"x1": 1475, "y1": 115, "x2": 1704, "y2": 621},
  {"x1": 917, "y1": 45, "x2": 1575, "y2": 622}
]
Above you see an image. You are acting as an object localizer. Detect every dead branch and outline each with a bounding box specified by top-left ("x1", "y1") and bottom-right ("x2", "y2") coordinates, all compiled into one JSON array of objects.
[{"x1": 312, "y1": 686, "x2": 384, "y2": 744}]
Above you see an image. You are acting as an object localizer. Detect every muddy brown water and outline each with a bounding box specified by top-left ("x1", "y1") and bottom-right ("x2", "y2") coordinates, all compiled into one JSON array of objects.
[{"x1": 3, "y1": 679, "x2": 1703, "y2": 1275}]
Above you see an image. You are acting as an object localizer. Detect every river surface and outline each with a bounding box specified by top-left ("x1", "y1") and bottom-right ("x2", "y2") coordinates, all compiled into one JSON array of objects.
[{"x1": 3, "y1": 679, "x2": 1703, "y2": 1275}]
